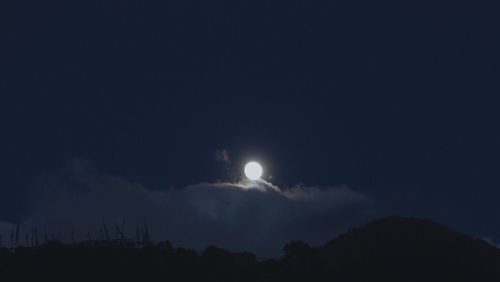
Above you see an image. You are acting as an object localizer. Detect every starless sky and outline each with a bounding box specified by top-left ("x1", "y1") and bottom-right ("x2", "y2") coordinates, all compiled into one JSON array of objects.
[{"x1": 0, "y1": 1, "x2": 499, "y2": 245}]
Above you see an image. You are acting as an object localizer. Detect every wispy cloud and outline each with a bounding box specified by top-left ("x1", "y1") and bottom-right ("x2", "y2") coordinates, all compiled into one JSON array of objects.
[
  {"x1": 482, "y1": 237, "x2": 500, "y2": 249},
  {"x1": 214, "y1": 149, "x2": 231, "y2": 164}
]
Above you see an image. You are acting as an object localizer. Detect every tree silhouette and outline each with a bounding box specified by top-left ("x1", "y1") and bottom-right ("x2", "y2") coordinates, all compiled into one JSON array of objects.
[{"x1": 0, "y1": 217, "x2": 498, "y2": 281}]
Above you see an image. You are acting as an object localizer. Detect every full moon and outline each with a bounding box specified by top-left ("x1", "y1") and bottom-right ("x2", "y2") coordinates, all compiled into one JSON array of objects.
[{"x1": 244, "y1": 161, "x2": 263, "y2": 180}]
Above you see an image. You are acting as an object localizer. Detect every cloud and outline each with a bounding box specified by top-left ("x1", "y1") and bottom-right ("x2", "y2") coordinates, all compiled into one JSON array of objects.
[
  {"x1": 18, "y1": 159, "x2": 373, "y2": 257},
  {"x1": 482, "y1": 237, "x2": 500, "y2": 249},
  {"x1": 215, "y1": 149, "x2": 231, "y2": 164}
]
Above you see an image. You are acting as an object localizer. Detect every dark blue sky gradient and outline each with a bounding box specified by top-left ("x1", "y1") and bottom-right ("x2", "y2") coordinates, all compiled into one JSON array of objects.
[{"x1": 1, "y1": 1, "x2": 499, "y2": 240}]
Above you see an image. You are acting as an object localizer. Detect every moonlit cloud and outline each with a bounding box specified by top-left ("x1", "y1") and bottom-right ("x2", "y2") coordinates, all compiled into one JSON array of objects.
[
  {"x1": 482, "y1": 237, "x2": 500, "y2": 249},
  {"x1": 214, "y1": 149, "x2": 231, "y2": 164},
  {"x1": 3, "y1": 159, "x2": 373, "y2": 257}
]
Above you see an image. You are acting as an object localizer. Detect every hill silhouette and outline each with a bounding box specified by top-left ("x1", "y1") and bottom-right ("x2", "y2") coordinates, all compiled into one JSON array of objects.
[{"x1": 0, "y1": 217, "x2": 498, "y2": 281}]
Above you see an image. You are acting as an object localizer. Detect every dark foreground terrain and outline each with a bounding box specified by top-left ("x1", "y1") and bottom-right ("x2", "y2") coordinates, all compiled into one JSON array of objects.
[{"x1": 1, "y1": 217, "x2": 499, "y2": 281}]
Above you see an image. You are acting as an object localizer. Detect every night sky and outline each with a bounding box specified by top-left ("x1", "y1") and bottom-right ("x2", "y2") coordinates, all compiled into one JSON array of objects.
[{"x1": 1, "y1": 1, "x2": 499, "y2": 254}]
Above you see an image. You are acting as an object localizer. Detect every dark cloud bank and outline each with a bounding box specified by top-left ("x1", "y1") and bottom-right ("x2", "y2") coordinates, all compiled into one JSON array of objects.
[{"x1": 0, "y1": 159, "x2": 373, "y2": 257}]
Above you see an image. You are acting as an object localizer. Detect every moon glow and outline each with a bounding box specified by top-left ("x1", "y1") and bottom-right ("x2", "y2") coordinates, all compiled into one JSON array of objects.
[{"x1": 244, "y1": 161, "x2": 263, "y2": 180}]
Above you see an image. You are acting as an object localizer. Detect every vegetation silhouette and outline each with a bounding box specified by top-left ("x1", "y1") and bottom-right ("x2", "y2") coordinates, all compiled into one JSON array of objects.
[{"x1": 0, "y1": 217, "x2": 499, "y2": 281}]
